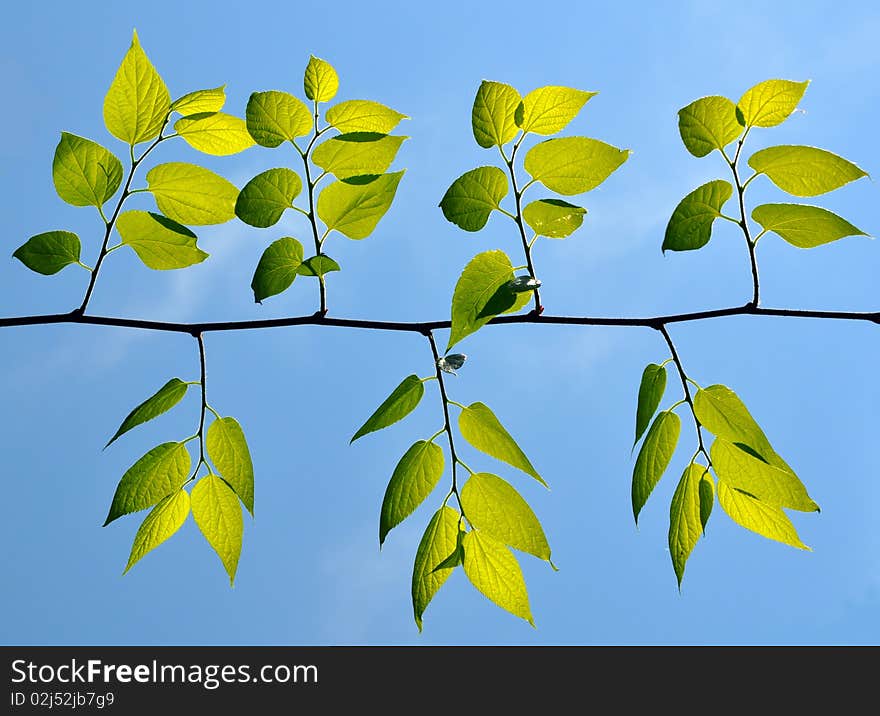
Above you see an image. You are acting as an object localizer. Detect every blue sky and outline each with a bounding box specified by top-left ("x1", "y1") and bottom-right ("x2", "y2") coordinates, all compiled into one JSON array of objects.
[{"x1": 1, "y1": 0, "x2": 878, "y2": 645}]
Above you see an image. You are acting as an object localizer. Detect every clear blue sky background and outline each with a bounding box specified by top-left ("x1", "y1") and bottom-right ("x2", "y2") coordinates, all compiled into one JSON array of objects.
[{"x1": 1, "y1": 0, "x2": 878, "y2": 646}]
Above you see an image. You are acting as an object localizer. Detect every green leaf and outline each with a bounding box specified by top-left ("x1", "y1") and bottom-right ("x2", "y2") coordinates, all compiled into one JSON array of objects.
[
  {"x1": 326, "y1": 100, "x2": 407, "y2": 134},
  {"x1": 123, "y1": 489, "x2": 191, "y2": 574},
  {"x1": 669, "y1": 463, "x2": 710, "y2": 587},
  {"x1": 245, "y1": 91, "x2": 312, "y2": 148},
  {"x1": 304, "y1": 56, "x2": 339, "y2": 102},
  {"x1": 170, "y1": 86, "x2": 226, "y2": 116},
  {"x1": 699, "y1": 473, "x2": 715, "y2": 531},
  {"x1": 104, "y1": 442, "x2": 191, "y2": 526},
  {"x1": 752, "y1": 203, "x2": 868, "y2": 249},
  {"x1": 432, "y1": 528, "x2": 466, "y2": 573},
  {"x1": 52, "y1": 132, "x2": 123, "y2": 207},
  {"x1": 515, "y1": 85, "x2": 596, "y2": 135},
  {"x1": 317, "y1": 171, "x2": 404, "y2": 239},
  {"x1": 379, "y1": 441, "x2": 445, "y2": 546},
  {"x1": 462, "y1": 530, "x2": 533, "y2": 625},
  {"x1": 103, "y1": 30, "x2": 170, "y2": 145},
  {"x1": 351, "y1": 374, "x2": 424, "y2": 442},
  {"x1": 677, "y1": 96, "x2": 742, "y2": 158},
  {"x1": 146, "y1": 162, "x2": 238, "y2": 225},
  {"x1": 13, "y1": 231, "x2": 81, "y2": 275},
  {"x1": 471, "y1": 80, "x2": 521, "y2": 149},
  {"x1": 234, "y1": 168, "x2": 302, "y2": 228},
  {"x1": 717, "y1": 480, "x2": 809, "y2": 550},
  {"x1": 206, "y1": 417, "x2": 254, "y2": 516},
  {"x1": 251, "y1": 237, "x2": 304, "y2": 303},
  {"x1": 748, "y1": 145, "x2": 868, "y2": 197},
  {"x1": 191, "y1": 474, "x2": 244, "y2": 585},
  {"x1": 632, "y1": 410, "x2": 681, "y2": 523},
  {"x1": 296, "y1": 254, "x2": 340, "y2": 277},
  {"x1": 634, "y1": 363, "x2": 667, "y2": 447},
  {"x1": 710, "y1": 438, "x2": 819, "y2": 512},
  {"x1": 461, "y1": 473, "x2": 551, "y2": 561},
  {"x1": 174, "y1": 112, "x2": 256, "y2": 156},
  {"x1": 523, "y1": 137, "x2": 629, "y2": 195},
  {"x1": 662, "y1": 179, "x2": 733, "y2": 252},
  {"x1": 312, "y1": 133, "x2": 406, "y2": 180},
  {"x1": 116, "y1": 210, "x2": 208, "y2": 270},
  {"x1": 448, "y1": 250, "x2": 526, "y2": 350},
  {"x1": 106, "y1": 378, "x2": 189, "y2": 447},
  {"x1": 459, "y1": 402, "x2": 545, "y2": 487},
  {"x1": 439, "y1": 166, "x2": 509, "y2": 232},
  {"x1": 737, "y1": 79, "x2": 809, "y2": 128},
  {"x1": 522, "y1": 199, "x2": 586, "y2": 239},
  {"x1": 412, "y1": 506, "x2": 460, "y2": 631}
]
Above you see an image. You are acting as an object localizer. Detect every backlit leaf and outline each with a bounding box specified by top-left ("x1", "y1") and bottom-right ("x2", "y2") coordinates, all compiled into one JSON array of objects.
[
  {"x1": 522, "y1": 199, "x2": 586, "y2": 239},
  {"x1": 736, "y1": 79, "x2": 809, "y2": 128},
  {"x1": 662, "y1": 179, "x2": 733, "y2": 252},
  {"x1": 439, "y1": 166, "x2": 508, "y2": 232},
  {"x1": 312, "y1": 133, "x2": 406, "y2": 180},
  {"x1": 52, "y1": 132, "x2": 123, "y2": 207},
  {"x1": 380, "y1": 441, "x2": 444, "y2": 545},
  {"x1": 412, "y1": 506, "x2": 460, "y2": 631},
  {"x1": 175, "y1": 112, "x2": 256, "y2": 156},
  {"x1": 234, "y1": 168, "x2": 302, "y2": 228},
  {"x1": 116, "y1": 210, "x2": 208, "y2": 270},
  {"x1": 634, "y1": 363, "x2": 667, "y2": 447},
  {"x1": 245, "y1": 91, "x2": 312, "y2": 147},
  {"x1": 524, "y1": 136, "x2": 629, "y2": 195},
  {"x1": 515, "y1": 85, "x2": 596, "y2": 135},
  {"x1": 251, "y1": 237, "x2": 304, "y2": 303},
  {"x1": 106, "y1": 378, "x2": 189, "y2": 447},
  {"x1": 13, "y1": 231, "x2": 81, "y2": 275},
  {"x1": 146, "y1": 162, "x2": 238, "y2": 225},
  {"x1": 459, "y1": 402, "x2": 545, "y2": 487},
  {"x1": 170, "y1": 86, "x2": 226, "y2": 116},
  {"x1": 462, "y1": 530, "x2": 533, "y2": 625},
  {"x1": 351, "y1": 374, "x2": 424, "y2": 442},
  {"x1": 123, "y1": 489, "x2": 191, "y2": 573},
  {"x1": 752, "y1": 203, "x2": 868, "y2": 248},
  {"x1": 304, "y1": 56, "x2": 339, "y2": 102},
  {"x1": 677, "y1": 95, "x2": 742, "y2": 157},
  {"x1": 748, "y1": 145, "x2": 868, "y2": 197},
  {"x1": 471, "y1": 80, "x2": 521, "y2": 148},
  {"x1": 326, "y1": 100, "x2": 407, "y2": 134},
  {"x1": 103, "y1": 30, "x2": 170, "y2": 145},
  {"x1": 717, "y1": 481, "x2": 809, "y2": 550},
  {"x1": 296, "y1": 254, "x2": 341, "y2": 277},
  {"x1": 317, "y1": 171, "x2": 404, "y2": 239},
  {"x1": 632, "y1": 410, "x2": 680, "y2": 523},
  {"x1": 206, "y1": 417, "x2": 254, "y2": 516},
  {"x1": 461, "y1": 473, "x2": 550, "y2": 560},
  {"x1": 105, "y1": 442, "x2": 190, "y2": 526},
  {"x1": 191, "y1": 474, "x2": 244, "y2": 585},
  {"x1": 669, "y1": 463, "x2": 710, "y2": 586}
]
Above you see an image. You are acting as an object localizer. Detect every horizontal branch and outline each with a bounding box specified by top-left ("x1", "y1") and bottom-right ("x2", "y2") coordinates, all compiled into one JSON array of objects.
[{"x1": 0, "y1": 304, "x2": 876, "y2": 336}]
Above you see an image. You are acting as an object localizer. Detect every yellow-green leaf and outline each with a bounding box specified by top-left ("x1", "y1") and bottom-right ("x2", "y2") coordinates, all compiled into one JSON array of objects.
[
  {"x1": 146, "y1": 162, "x2": 238, "y2": 225},
  {"x1": 380, "y1": 441, "x2": 444, "y2": 546},
  {"x1": 717, "y1": 480, "x2": 809, "y2": 550},
  {"x1": 317, "y1": 171, "x2": 404, "y2": 239},
  {"x1": 103, "y1": 30, "x2": 170, "y2": 145},
  {"x1": 312, "y1": 133, "x2": 406, "y2": 179},
  {"x1": 471, "y1": 80, "x2": 521, "y2": 149},
  {"x1": 523, "y1": 136, "x2": 629, "y2": 195},
  {"x1": 174, "y1": 112, "x2": 256, "y2": 156},
  {"x1": 460, "y1": 473, "x2": 550, "y2": 560},
  {"x1": 251, "y1": 237, "x2": 304, "y2": 303},
  {"x1": 662, "y1": 180, "x2": 733, "y2": 252},
  {"x1": 116, "y1": 210, "x2": 208, "y2": 270},
  {"x1": 462, "y1": 531, "x2": 533, "y2": 625},
  {"x1": 206, "y1": 417, "x2": 254, "y2": 516},
  {"x1": 439, "y1": 166, "x2": 509, "y2": 232},
  {"x1": 751, "y1": 203, "x2": 868, "y2": 248},
  {"x1": 106, "y1": 377, "x2": 189, "y2": 447},
  {"x1": 737, "y1": 79, "x2": 809, "y2": 128},
  {"x1": 669, "y1": 463, "x2": 710, "y2": 587},
  {"x1": 52, "y1": 132, "x2": 123, "y2": 207},
  {"x1": 326, "y1": 100, "x2": 407, "y2": 134},
  {"x1": 171, "y1": 86, "x2": 226, "y2": 116},
  {"x1": 123, "y1": 489, "x2": 191, "y2": 574},
  {"x1": 191, "y1": 474, "x2": 244, "y2": 585},
  {"x1": 104, "y1": 442, "x2": 191, "y2": 526},
  {"x1": 351, "y1": 374, "x2": 424, "y2": 442},
  {"x1": 748, "y1": 145, "x2": 868, "y2": 197},
  {"x1": 677, "y1": 95, "x2": 742, "y2": 157},
  {"x1": 13, "y1": 231, "x2": 81, "y2": 276},
  {"x1": 245, "y1": 91, "x2": 312, "y2": 148},
  {"x1": 634, "y1": 363, "x2": 667, "y2": 447},
  {"x1": 522, "y1": 199, "x2": 586, "y2": 239},
  {"x1": 515, "y1": 85, "x2": 596, "y2": 135},
  {"x1": 412, "y1": 506, "x2": 460, "y2": 631},
  {"x1": 632, "y1": 410, "x2": 680, "y2": 523},
  {"x1": 459, "y1": 402, "x2": 545, "y2": 487},
  {"x1": 304, "y1": 56, "x2": 339, "y2": 102},
  {"x1": 234, "y1": 168, "x2": 302, "y2": 228}
]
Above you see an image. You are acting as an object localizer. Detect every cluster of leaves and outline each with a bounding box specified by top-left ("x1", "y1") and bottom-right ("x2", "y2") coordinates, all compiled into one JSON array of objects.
[
  {"x1": 237, "y1": 56, "x2": 407, "y2": 304},
  {"x1": 350, "y1": 359, "x2": 554, "y2": 629}
]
